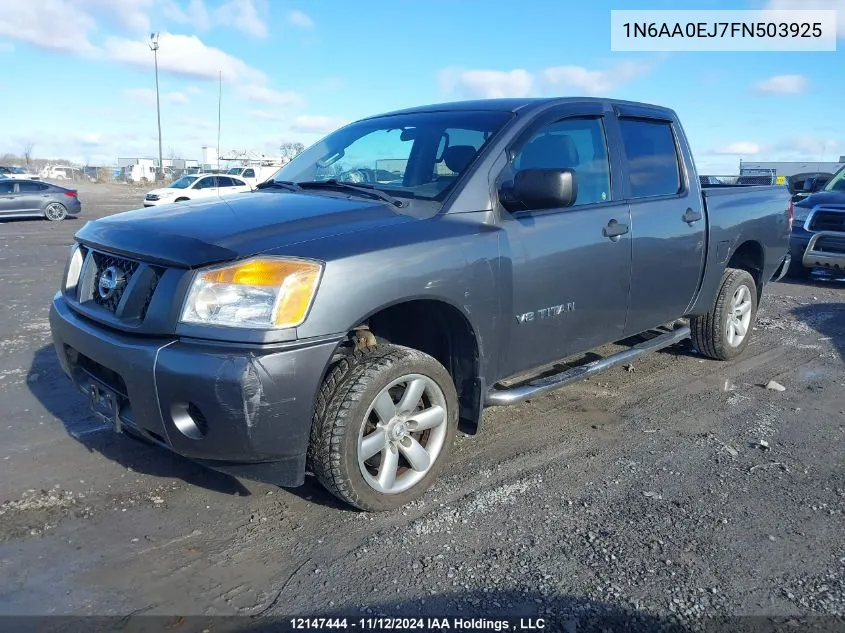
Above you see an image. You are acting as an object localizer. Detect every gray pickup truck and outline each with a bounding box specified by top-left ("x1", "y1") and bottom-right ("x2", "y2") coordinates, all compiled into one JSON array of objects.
[{"x1": 49, "y1": 97, "x2": 792, "y2": 511}]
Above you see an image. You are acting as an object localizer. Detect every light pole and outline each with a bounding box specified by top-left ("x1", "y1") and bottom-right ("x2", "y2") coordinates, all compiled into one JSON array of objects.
[{"x1": 149, "y1": 32, "x2": 164, "y2": 182}]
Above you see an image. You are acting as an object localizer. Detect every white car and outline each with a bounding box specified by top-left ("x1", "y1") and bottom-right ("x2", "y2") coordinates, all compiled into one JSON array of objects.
[
  {"x1": 0, "y1": 166, "x2": 39, "y2": 180},
  {"x1": 143, "y1": 174, "x2": 253, "y2": 207}
]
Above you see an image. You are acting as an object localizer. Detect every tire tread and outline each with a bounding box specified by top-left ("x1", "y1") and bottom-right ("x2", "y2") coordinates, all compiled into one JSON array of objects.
[
  {"x1": 308, "y1": 345, "x2": 453, "y2": 511},
  {"x1": 690, "y1": 267, "x2": 757, "y2": 361}
]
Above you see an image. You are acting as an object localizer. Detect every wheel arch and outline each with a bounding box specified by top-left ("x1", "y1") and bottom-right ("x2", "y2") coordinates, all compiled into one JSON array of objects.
[
  {"x1": 726, "y1": 240, "x2": 765, "y2": 301},
  {"x1": 329, "y1": 297, "x2": 484, "y2": 435}
]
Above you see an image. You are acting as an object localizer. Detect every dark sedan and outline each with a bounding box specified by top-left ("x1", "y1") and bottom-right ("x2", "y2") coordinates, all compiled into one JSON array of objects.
[{"x1": 0, "y1": 178, "x2": 82, "y2": 221}]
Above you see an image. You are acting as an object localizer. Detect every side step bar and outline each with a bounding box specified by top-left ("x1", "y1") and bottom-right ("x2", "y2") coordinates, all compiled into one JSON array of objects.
[{"x1": 484, "y1": 325, "x2": 692, "y2": 406}]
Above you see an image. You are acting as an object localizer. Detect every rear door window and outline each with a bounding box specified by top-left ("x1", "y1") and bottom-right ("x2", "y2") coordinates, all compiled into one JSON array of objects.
[
  {"x1": 19, "y1": 182, "x2": 48, "y2": 192},
  {"x1": 618, "y1": 118, "x2": 682, "y2": 198}
]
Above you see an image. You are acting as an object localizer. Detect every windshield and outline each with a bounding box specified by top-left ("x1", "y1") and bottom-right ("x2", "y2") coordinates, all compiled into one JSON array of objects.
[
  {"x1": 10, "y1": 167, "x2": 26, "y2": 174},
  {"x1": 227, "y1": 168, "x2": 244, "y2": 175},
  {"x1": 823, "y1": 165, "x2": 845, "y2": 193},
  {"x1": 170, "y1": 175, "x2": 199, "y2": 189},
  {"x1": 270, "y1": 110, "x2": 513, "y2": 201}
]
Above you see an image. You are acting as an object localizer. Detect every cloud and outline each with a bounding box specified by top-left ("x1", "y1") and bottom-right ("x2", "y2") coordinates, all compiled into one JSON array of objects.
[
  {"x1": 288, "y1": 10, "x2": 315, "y2": 29},
  {"x1": 0, "y1": 0, "x2": 99, "y2": 55},
  {"x1": 103, "y1": 32, "x2": 266, "y2": 84},
  {"x1": 543, "y1": 61, "x2": 652, "y2": 96},
  {"x1": 123, "y1": 88, "x2": 190, "y2": 105},
  {"x1": 712, "y1": 142, "x2": 764, "y2": 155},
  {"x1": 162, "y1": 0, "x2": 211, "y2": 30},
  {"x1": 162, "y1": 0, "x2": 267, "y2": 38},
  {"x1": 290, "y1": 116, "x2": 345, "y2": 134},
  {"x1": 764, "y1": 0, "x2": 845, "y2": 36},
  {"x1": 438, "y1": 68, "x2": 534, "y2": 99},
  {"x1": 216, "y1": 0, "x2": 268, "y2": 38},
  {"x1": 238, "y1": 85, "x2": 305, "y2": 107},
  {"x1": 76, "y1": 0, "x2": 155, "y2": 34},
  {"x1": 774, "y1": 136, "x2": 841, "y2": 157},
  {"x1": 753, "y1": 74, "x2": 808, "y2": 94},
  {"x1": 439, "y1": 61, "x2": 653, "y2": 99}
]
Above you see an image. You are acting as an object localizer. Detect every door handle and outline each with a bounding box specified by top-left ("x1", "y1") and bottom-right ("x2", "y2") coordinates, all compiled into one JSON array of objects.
[
  {"x1": 683, "y1": 208, "x2": 702, "y2": 225},
  {"x1": 602, "y1": 218, "x2": 629, "y2": 242}
]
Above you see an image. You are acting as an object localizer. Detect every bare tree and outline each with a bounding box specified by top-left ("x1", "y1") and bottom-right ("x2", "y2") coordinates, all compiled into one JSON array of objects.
[
  {"x1": 280, "y1": 142, "x2": 305, "y2": 161},
  {"x1": 23, "y1": 142, "x2": 35, "y2": 170}
]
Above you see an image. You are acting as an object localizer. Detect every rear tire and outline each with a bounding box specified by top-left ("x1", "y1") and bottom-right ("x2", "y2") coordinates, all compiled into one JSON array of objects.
[
  {"x1": 44, "y1": 202, "x2": 67, "y2": 222},
  {"x1": 691, "y1": 268, "x2": 758, "y2": 361},
  {"x1": 308, "y1": 345, "x2": 458, "y2": 512}
]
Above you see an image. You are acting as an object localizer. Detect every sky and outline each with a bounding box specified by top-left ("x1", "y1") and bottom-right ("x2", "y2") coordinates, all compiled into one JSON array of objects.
[{"x1": 0, "y1": 0, "x2": 842, "y2": 172}]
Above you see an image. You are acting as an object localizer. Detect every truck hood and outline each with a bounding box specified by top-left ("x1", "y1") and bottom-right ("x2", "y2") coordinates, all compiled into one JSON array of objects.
[
  {"x1": 795, "y1": 191, "x2": 845, "y2": 208},
  {"x1": 75, "y1": 191, "x2": 419, "y2": 268}
]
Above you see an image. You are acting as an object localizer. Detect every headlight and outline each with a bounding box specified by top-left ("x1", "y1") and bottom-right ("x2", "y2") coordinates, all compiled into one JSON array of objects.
[
  {"x1": 793, "y1": 204, "x2": 811, "y2": 224},
  {"x1": 180, "y1": 257, "x2": 323, "y2": 329}
]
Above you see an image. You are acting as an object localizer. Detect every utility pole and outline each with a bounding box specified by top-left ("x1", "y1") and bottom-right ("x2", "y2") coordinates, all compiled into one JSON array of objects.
[
  {"x1": 217, "y1": 70, "x2": 222, "y2": 172},
  {"x1": 149, "y1": 33, "x2": 164, "y2": 181}
]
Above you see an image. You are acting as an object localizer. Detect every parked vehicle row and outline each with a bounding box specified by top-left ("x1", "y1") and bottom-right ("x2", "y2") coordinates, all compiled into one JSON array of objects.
[
  {"x1": 0, "y1": 178, "x2": 81, "y2": 221},
  {"x1": 0, "y1": 165, "x2": 39, "y2": 180},
  {"x1": 789, "y1": 163, "x2": 845, "y2": 276},
  {"x1": 49, "y1": 96, "x2": 791, "y2": 512}
]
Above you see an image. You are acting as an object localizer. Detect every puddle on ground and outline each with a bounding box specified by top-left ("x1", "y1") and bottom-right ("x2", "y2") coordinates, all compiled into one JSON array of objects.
[{"x1": 801, "y1": 366, "x2": 834, "y2": 381}]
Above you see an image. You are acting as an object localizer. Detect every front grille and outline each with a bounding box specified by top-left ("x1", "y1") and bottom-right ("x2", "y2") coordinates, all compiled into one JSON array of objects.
[
  {"x1": 91, "y1": 252, "x2": 139, "y2": 311},
  {"x1": 814, "y1": 235, "x2": 845, "y2": 254},
  {"x1": 140, "y1": 272, "x2": 161, "y2": 320},
  {"x1": 808, "y1": 210, "x2": 845, "y2": 233},
  {"x1": 76, "y1": 246, "x2": 165, "y2": 323}
]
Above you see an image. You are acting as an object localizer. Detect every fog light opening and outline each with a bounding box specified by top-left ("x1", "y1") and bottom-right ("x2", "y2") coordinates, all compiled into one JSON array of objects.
[{"x1": 171, "y1": 402, "x2": 208, "y2": 440}]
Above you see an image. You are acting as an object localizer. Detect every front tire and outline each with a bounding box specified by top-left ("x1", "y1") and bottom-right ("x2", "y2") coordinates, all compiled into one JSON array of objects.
[
  {"x1": 691, "y1": 268, "x2": 758, "y2": 361},
  {"x1": 308, "y1": 345, "x2": 458, "y2": 512}
]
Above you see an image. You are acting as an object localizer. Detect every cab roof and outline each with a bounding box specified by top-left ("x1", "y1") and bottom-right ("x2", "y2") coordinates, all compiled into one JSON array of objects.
[{"x1": 359, "y1": 97, "x2": 674, "y2": 120}]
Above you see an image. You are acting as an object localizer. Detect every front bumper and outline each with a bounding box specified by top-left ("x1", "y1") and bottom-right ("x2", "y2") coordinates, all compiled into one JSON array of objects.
[
  {"x1": 802, "y1": 231, "x2": 845, "y2": 271},
  {"x1": 49, "y1": 293, "x2": 340, "y2": 486}
]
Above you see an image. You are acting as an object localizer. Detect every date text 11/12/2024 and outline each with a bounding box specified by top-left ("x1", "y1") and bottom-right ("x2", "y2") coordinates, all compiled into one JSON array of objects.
[{"x1": 290, "y1": 617, "x2": 547, "y2": 630}]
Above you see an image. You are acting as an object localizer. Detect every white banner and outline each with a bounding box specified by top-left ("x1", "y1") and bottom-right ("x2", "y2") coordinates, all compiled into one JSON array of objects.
[{"x1": 610, "y1": 10, "x2": 837, "y2": 51}]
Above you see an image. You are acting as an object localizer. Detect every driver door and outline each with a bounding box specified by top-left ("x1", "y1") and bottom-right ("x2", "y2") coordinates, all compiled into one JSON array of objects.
[{"x1": 496, "y1": 105, "x2": 632, "y2": 377}]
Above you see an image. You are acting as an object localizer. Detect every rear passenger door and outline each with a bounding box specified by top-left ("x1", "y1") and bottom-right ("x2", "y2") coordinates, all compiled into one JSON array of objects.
[
  {"x1": 16, "y1": 181, "x2": 50, "y2": 212},
  {"x1": 614, "y1": 106, "x2": 706, "y2": 336}
]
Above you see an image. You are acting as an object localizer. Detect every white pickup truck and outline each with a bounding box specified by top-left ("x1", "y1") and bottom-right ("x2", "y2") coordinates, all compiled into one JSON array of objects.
[{"x1": 225, "y1": 165, "x2": 281, "y2": 187}]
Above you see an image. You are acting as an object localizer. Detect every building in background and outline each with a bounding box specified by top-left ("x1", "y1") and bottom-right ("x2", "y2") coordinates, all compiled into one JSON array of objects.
[{"x1": 739, "y1": 158, "x2": 845, "y2": 183}]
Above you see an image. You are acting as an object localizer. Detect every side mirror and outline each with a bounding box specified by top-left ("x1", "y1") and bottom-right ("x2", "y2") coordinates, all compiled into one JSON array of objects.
[{"x1": 502, "y1": 168, "x2": 577, "y2": 212}]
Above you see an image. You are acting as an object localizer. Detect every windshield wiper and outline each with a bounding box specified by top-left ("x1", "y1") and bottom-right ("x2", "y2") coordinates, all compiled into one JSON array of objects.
[
  {"x1": 256, "y1": 180, "x2": 302, "y2": 192},
  {"x1": 297, "y1": 179, "x2": 406, "y2": 207}
]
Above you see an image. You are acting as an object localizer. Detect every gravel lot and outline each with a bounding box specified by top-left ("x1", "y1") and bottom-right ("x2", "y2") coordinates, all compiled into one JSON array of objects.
[{"x1": 0, "y1": 182, "x2": 843, "y2": 630}]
